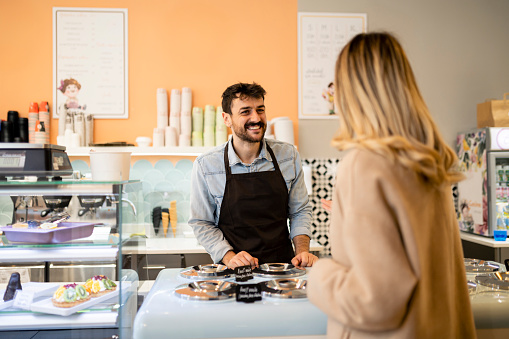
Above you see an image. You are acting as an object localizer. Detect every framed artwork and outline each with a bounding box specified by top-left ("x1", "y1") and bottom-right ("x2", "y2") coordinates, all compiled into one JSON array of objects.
[
  {"x1": 298, "y1": 12, "x2": 367, "y2": 119},
  {"x1": 53, "y1": 7, "x2": 128, "y2": 119}
]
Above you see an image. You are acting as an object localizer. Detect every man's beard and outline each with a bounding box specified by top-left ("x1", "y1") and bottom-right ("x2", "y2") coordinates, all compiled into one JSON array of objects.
[{"x1": 232, "y1": 121, "x2": 266, "y2": 143}]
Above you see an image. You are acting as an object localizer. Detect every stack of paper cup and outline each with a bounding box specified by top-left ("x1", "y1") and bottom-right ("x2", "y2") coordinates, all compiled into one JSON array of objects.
[
  {"x1": 165, "y1": 126, "x2": 178, "y2": 147},
  {"x1": 203, "y1": 105, "x2": 215, "y2": 147},
  {"x1": 179, "y1": 87, "x2": 192, "y2": 145},
  {"x1": 169, "y1": 89, "x2": 181, "y2": 135},
  {"x1": 28, "y1": 102, "x2": 39, "y2": 144},
  {"x1": 157, "y1": 88, "x2": 168, "y2": 129},
  {"x1": 192, "y1": 107, "x2": 203, "y2": 147},
  {"x1": 215, "y1": 106, "x2": 227, "y2": 146},
  {"x1": 181, "y1": 87, "x2": 192, "y2": 115},
  {"x1": 179, "y1": 134, "x2": 191, "y2": 146},
  {"x1": 153, "y1": 128, "x2": 165, "y2": 147}
]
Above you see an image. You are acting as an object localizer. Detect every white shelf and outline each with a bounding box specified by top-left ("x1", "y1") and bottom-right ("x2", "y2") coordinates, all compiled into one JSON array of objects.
[
  {"x1": 65, "y1": 146, "x2": 214, "y2": 157},
  {"x1": 460, "y1": 231, "x2": 509, "y2": 248},
  {"x1": 0, "y1": 246, "x2": 118, "y2": 263}
]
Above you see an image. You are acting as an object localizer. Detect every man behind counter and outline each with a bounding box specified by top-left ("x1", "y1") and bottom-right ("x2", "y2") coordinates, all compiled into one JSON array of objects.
[{"x1": 189, "y1": 82, "x2": 318, "y2": 269}]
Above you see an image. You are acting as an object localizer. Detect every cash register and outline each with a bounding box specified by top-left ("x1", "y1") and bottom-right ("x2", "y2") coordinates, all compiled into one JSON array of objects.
[{"x1": 0, "y1": 143, "x2": 73, "y2": 181}]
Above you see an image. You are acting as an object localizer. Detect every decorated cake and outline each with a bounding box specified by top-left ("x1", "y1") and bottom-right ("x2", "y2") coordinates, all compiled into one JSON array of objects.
[
  {"x1": 52, "y1": 283, "x2": 91, "y2": 308},
  {"x1": 85, "y1": 275, "x2": 117, "y2": 297}
]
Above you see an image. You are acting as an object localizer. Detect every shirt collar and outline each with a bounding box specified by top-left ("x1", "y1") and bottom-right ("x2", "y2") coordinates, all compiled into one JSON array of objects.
[{"x1": 227, "y1": 138, "x2": 271, "y2": 166}]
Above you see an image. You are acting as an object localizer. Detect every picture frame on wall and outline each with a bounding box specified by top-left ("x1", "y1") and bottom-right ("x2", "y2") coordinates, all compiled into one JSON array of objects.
[
  {"x1": 53, "y1": 7, "x2": 129, "y2": 119},
  {"x1": 298, "y1": 12, "x2": 367, "y2": 119}
]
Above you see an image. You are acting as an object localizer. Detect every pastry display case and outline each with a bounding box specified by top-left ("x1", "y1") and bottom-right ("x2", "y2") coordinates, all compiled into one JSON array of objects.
[{"x1": 0, "y1": 175, "x2": 144, "y2": 338}]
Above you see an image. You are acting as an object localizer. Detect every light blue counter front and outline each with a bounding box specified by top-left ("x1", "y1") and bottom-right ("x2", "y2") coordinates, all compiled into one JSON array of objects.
[{"x1": 133, "y1": 268, "x2": 327, "y2": 339}]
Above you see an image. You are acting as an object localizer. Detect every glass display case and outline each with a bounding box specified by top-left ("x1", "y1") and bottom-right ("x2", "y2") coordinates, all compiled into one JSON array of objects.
[{"x1": 0, "y1": 179, "x2": 144, "y2": 339}]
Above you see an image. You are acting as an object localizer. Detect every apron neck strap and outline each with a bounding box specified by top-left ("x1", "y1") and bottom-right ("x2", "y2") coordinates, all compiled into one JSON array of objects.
[{"x1": 223, "y1": 141, "x2": 281, "y2": 175}]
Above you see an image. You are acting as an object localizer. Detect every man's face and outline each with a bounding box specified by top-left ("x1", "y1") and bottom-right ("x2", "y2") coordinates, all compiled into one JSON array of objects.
[{"x1": 223, "y1": 95, "x2": 267, "y2": 143}]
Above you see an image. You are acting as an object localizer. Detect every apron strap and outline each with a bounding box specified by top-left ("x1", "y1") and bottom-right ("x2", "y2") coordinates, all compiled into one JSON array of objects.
[
  {"x1": 224, "y1": 141, "x2": 282, "y2": 176},
  {"x1": 223, "y1": 143, "x2": 232, "y2": 177},
  {"x1": 265, "y1": 144, "x2": 281, "y2": 174}
]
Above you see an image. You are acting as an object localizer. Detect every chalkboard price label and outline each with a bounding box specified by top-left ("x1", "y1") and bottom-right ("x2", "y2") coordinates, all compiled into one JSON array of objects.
[
  {"x1": 236, "y1": 284, "x2": 262, "y2": 303},
  {"x1": 234, "y1": 265, "x2": 253, "y2": 282}
]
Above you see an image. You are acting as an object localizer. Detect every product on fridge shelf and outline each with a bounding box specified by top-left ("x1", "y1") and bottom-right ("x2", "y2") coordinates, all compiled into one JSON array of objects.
[{"x1": 52, "y1": 283, "x2": 91, "y2": 308}]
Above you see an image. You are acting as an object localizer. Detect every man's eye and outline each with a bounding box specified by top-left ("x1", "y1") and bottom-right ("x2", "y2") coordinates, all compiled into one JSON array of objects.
[{"x1": 241, "y1": 111, "x2": 249, "y2": 115}]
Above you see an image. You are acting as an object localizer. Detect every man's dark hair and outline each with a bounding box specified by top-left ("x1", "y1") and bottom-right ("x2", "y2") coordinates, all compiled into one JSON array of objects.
[{"x1": 221, "y1": 82, "x2": 266, "y2": 114}]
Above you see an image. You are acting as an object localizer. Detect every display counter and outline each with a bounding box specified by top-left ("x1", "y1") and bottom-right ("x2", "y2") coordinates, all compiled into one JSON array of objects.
[
  {"x1": 133, "y1": 268, "x2": 327, "y2": 339},
  {"x1": 460, "y1": 232, "x2": 509, "y2": 262},
  {"x1": 134, "y1": 265, "x2": 509, "y2": 339},
  {"x1": 0, "y1": 179, "x2": 143, "y2": 338}
]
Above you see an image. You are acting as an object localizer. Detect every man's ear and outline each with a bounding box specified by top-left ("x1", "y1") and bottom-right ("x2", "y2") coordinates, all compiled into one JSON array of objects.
[{"x1": 222, "y1": 112, "x2": 232, "y2": 128}]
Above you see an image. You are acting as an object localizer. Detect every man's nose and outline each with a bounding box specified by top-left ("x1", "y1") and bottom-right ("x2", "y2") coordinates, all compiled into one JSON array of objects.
[{"x1": 247, "y1": 111, "x2": 261, "y2": 121}]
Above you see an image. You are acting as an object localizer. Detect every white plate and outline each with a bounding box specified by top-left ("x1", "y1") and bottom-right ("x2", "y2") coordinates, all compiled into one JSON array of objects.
[
  {"x1": 0, "y1": 282, "x2": 60, "y2": 310},
  {"x1": 0, "y1": 299, "x2": 13, "y2": 310},
  {"x1": 31, "y1": 282, "x2": 130, "y2": 316}
]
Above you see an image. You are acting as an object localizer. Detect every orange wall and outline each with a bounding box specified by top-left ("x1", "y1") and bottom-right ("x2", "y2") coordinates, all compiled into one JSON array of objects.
[{"x1": 0, "y1": 0, "x2": 298, "y2": 145}]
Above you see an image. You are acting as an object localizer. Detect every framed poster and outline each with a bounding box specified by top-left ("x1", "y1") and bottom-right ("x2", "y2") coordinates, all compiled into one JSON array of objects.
[
  {"x1": 53, "y1": 7, "x2": 128, "y2": 119},
  {"x1": 298, "y1": 12, "x2": 367, "y2": 119}
]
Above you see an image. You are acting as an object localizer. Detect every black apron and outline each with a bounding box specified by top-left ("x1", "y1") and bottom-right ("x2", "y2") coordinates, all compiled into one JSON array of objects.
[{"x1": 218, "y1": 143, "x2": 295, "y2": 264}]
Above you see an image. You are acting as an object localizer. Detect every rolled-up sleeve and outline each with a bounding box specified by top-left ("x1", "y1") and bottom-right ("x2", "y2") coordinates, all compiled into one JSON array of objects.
[
  {"x1": 188, "y1": 158, "x2": 233, "y2": 263},
  {"x1": 288, "y1": 149, "x2": 313, "y2": 240}
]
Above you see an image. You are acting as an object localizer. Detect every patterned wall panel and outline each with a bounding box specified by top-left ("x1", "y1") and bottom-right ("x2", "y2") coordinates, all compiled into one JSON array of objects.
[{"x1": 303, "y1": 158, "x2": 340, "y2": 257}]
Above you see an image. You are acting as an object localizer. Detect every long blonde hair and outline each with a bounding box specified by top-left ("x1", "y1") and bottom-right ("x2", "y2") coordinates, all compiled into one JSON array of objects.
[{"x1": 332, "y1": 32, "x2": 463, "y2": 186}]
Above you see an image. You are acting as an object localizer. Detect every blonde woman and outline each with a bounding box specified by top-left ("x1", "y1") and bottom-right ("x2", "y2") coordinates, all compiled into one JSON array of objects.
[{"x1": 307, "y1": 33, "x2": 476, "y2": 339}]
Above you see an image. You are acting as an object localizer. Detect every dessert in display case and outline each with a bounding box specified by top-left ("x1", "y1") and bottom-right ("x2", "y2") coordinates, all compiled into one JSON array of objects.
[{"x1": 0, "y1": 144, "x2": 144, "y2": 338}]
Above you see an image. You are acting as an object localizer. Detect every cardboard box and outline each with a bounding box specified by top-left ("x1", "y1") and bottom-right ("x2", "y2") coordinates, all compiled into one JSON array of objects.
[{"x1": 477, "y1": 93, "x2": 509, "y2": 127}]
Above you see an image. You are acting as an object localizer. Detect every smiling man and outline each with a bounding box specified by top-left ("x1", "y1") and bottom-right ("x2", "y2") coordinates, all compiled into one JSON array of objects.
[{"x1": 189, "y1": 82, "x2": 317, "y2": 269}]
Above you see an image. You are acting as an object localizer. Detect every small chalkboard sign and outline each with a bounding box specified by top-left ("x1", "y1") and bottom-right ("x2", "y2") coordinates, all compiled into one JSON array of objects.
[
  {"x1": 234, "y1": 265, "x2": 253, "y2": 282},
  {"x1": 235, "y1": 284, "x2": 262, "y2": 303}
]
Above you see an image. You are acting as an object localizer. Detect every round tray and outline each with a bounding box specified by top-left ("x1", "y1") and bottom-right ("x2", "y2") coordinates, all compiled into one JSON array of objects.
[{"x1": 174, "y1": 280, "x2": 237, "y2": 301}]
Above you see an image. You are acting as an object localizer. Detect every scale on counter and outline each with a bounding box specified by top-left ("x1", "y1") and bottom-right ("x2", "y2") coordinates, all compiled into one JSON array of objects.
[{"x1": 0, "y1": 143, "x2": 73, "y2": 181}]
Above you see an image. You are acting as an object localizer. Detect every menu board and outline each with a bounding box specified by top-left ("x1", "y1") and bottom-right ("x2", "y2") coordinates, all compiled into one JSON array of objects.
[
  {"x1": 53, "y1": 7, "x2": 128, "y2": 119},
  {"x1": 298, "y1": 12, "x2": 367, "y2": 119}
]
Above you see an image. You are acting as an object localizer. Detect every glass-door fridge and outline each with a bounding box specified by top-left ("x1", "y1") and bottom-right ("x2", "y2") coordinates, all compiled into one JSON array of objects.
[{"x1": 456, "y1": 127, "x2": 509, "y2": 237}]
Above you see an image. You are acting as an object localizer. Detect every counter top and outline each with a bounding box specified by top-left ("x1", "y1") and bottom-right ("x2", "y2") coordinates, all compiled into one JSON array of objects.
[
  {"x1": 0, "y1": 246, "x2": 118, "y2": 263},
  {"x1": 460, "y1": 232, "x2": 509, "y2": 248},
  {"x1": 123, "y1": 238, "x2": 324, "y2": 256},
  {"x1": 133, "y1": 268, "x2": 327, "y2": 339}
]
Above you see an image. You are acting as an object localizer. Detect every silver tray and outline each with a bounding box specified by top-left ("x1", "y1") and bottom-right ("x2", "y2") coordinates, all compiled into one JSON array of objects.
[
  {"x1": 179, "y1": 264, "x2": 233, "y2": 280},
  {"x1": 253, "y1": 263, "x2": 306, "y2": 279},
  {"x1": 174, "y1": 280, "x2": 237, "y2": 301},
  {"x1": 261, "y1": 278, "x2": 307, "y2": 299}
]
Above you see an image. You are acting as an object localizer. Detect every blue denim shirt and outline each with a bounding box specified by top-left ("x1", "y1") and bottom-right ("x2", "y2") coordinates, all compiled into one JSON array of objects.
[{"x1": 189, "y1": 138, "x2": 312, "y2": 263}]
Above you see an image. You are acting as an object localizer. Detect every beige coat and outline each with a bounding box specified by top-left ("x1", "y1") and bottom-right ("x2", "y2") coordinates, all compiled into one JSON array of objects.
[{"x1": 307, "y1": 148, "x2": 476, "y2": 339}]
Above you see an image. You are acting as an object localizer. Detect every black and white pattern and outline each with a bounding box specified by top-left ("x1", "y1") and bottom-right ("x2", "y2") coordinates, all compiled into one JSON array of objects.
[{"x1": 303, "y1": 158, "x2": 340, "y2": 256}]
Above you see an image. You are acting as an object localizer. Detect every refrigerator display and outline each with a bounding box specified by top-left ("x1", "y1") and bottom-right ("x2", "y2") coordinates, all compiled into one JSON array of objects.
[{"x1": 456, "y1": 128, "x2": 509, "y2": 237}]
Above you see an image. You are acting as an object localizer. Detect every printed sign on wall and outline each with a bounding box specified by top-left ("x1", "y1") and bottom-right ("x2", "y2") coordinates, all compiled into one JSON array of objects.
[
  {"x1": 298, "y1": 12, "x2": 367, "y2": 119},
  {"x1": 53, "y1": 7, "x2": 128, "y2": 119}
]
